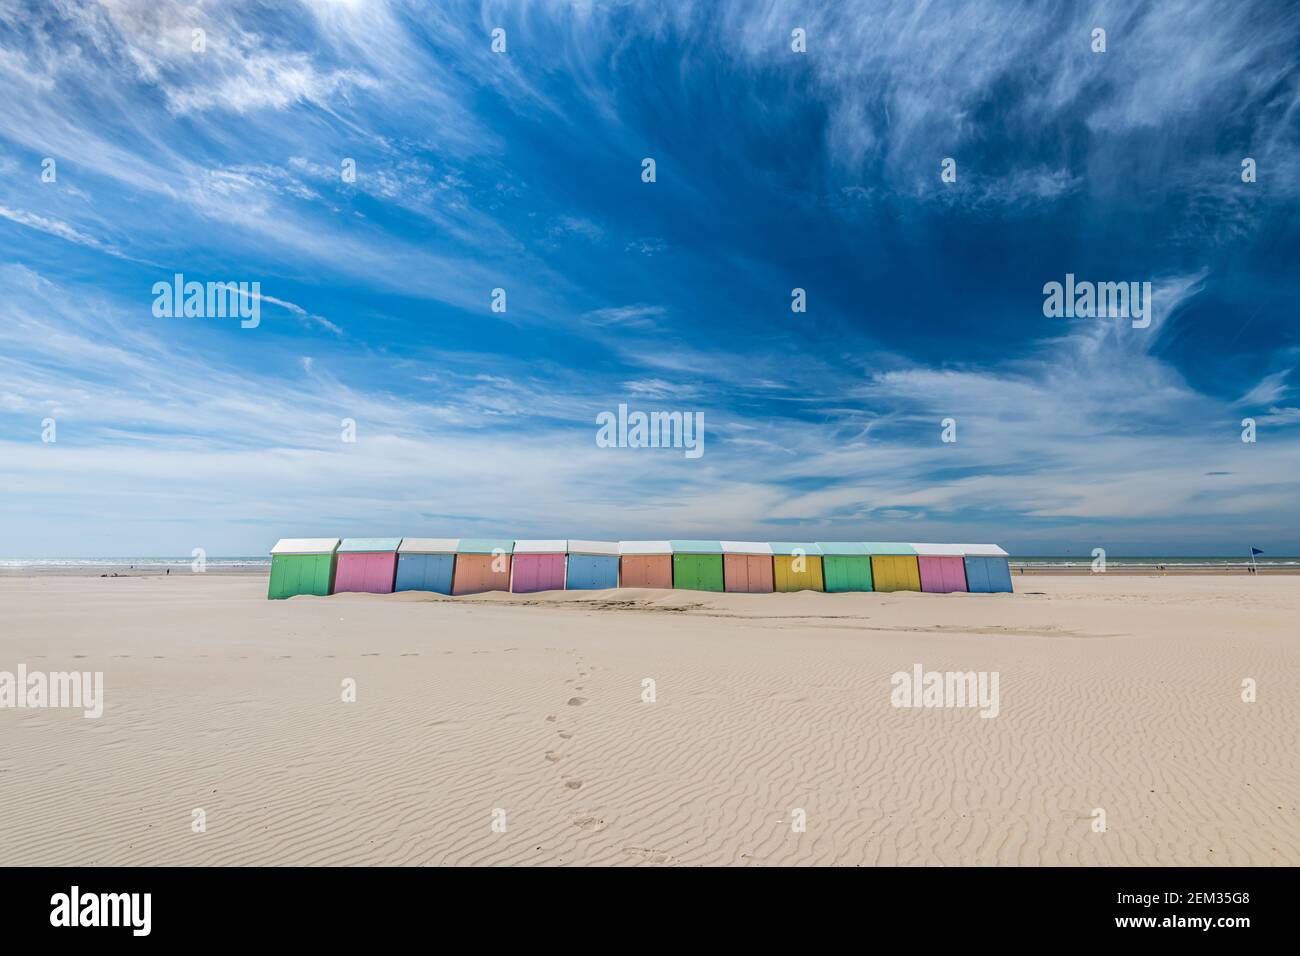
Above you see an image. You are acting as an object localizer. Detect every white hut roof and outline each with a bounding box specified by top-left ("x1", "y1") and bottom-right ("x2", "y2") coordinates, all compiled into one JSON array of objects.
[
  {"x1": 618, "y1": 540, "x2": 672, "y2": 555},
  {"x1": 567, "y1": 540, "x2": 619, "y2": 556},
  {"x1": 955, "y1": 543, "x2": 1010, "y2": 557},
  {"x1": 271, "y1": 537, "x2": 340, "y2": 555},
  {"x1": 910, "y1": 543, "x2": 966, "y2": 556},
  {"x1": 512, "y1": 539, "x2": 568, "y2": 554}
]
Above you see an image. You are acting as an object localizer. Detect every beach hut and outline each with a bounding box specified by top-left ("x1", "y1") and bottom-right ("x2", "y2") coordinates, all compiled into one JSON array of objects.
[
  {"x1": 267, "y1": 538, "x2": 339, "y2": 599},
  {"x1": 670, "y1": 540, "x2": 725, "y2": 592},
  {"x1": 816, "y1": 542, "x2": 873, "y2": 592},
  {"x1": 771, "y1": 542, "x2": 825, "y2": 592},
  {"x1": 720, "y1": 541, "x2": 774, "y2": 593},
  {"x1": 618, "y1": 541, "x2": 674, "y2": 589},
  {"x1": 452, "y1": 539, "x2": 514, "y2": 594},
  {"x1": 565, "y1": 541, "x2": 620, "y2": 590},
  {"x1": 911, "y1": 543, "x2": 969, "y2": 593},
  {"x1": 334, "y1": 538, "x2": 402, "y2": 594},
  {"x1": 959, "y1": 544, "x2": 1014, "y2": 593},
  {"x1": 511, "y1": 540, "x2": 568, "y2": 593},
  {"x1": 394, "y1": 538, "x2": 458, "y2": 594},
  {"x1": 863, "y1": 542, "x2": 921, "y2": 592}
]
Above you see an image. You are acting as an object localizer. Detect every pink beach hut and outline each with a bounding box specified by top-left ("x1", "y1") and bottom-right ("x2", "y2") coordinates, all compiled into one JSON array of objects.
[
  {"x1": 720, "y1": 541, "x2": 775, "y2": 593},
  {"x1": 510, "y1": 540, "x2": 567, "y2": 593},
  {"x1": 334, "y1": 537, "x2": 402, "y2": 594},
  {"x1": 911, "y1": 543, "x2": 969, "y2": 593}
]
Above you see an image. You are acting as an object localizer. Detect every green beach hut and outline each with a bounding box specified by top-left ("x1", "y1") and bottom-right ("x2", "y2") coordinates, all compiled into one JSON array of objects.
[
  {"x1": 670, "y1": 540, "x2": 725, "y2": 591},
  {"x1": 816, "y1": 542, "x2": 874, "y2": 592},
  {"x1": 268, "y1": 537, "x2": 340, "y2": 599}
]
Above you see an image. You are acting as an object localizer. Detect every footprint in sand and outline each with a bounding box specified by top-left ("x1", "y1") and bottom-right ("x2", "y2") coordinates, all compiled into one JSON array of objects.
[
  {"x1": 567, "y1": 697, "x2": 587, "y2": 707},
  {"x1": 545, "y1": 715, "x2": 557, "y2": 722},
  {"x1": 558, "y1": 731, "x2": 574, "y2": 739},
  {"x1": 564, "y1": 779, "x2": 583, "y2": 790},
  {"x1": 544, "y1": 751, "x2": 561, "y2": 763},
  {"x1": 573, "y1": 816, "x2": 604, "y2": 831}
]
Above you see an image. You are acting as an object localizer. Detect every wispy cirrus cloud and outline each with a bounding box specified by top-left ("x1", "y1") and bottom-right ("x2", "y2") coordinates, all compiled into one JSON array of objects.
[
  {"x1": 583, "y1": 304, "x2": 666, "y2": 330},
  {"x1": 0, "y1": 204, "x2": 140, "y2": 262}
]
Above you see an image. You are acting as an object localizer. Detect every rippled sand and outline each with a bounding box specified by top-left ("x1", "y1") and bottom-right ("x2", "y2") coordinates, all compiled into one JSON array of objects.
[{"x1": 1, "y1": 573, "x2": 1296, "y2": 865}]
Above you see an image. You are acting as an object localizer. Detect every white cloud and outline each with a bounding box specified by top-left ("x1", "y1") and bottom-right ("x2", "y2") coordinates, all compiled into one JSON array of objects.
[
  {"x1": 1, "y1": 265, "x2": 1297, "y2": 555},
  {"x1": 583, "y1": 304, "x2": 666, "y2": 329},
  {"x1": 0, "y1": 204, "x2": 136, "y2": 261},
  {"x1": 1237, "y1": 370, "x2": 1291, "y2": 407}
]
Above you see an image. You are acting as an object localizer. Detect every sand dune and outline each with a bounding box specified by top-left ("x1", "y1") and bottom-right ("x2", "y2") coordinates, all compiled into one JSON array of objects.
[{"x1": 0, "y1": 574, "x2": 1296, "y2": 865}]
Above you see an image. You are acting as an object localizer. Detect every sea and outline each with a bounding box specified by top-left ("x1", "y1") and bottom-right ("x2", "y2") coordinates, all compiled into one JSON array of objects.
[
  {"x1": 1011, "y1": 555, "x2": 1298, "y2": 569},
  {"x1": 0, "y1": 556, "x2": 271, "y2": 570}
]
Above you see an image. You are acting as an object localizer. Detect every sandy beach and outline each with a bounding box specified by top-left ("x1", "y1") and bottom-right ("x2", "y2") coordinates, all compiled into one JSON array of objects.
[{"x1": 1, "y1": 573, "x2": 1296, "y2": 866}]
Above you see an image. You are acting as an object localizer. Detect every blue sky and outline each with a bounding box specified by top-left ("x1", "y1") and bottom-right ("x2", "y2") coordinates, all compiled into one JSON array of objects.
[{"x1": 1, "y1": 0, "x2": 1298, "y2": 556}]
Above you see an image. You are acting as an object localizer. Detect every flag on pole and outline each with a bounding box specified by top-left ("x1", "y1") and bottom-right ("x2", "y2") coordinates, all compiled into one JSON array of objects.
[
  {"x1": 1249, "y1": 547, "x2": 1262, "y2": 574},
  {"x1": 1251, "y1": 548, "x2": 1264, "y2": 555}
]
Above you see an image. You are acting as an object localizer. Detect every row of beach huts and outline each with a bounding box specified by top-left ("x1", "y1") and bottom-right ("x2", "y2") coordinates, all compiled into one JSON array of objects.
[{"x1": 267, "y1": 538, "x2": 1013, "y2": 599}]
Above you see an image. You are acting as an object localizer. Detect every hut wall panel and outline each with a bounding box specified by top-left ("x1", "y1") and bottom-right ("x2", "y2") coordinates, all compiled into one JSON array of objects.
[
  {"x1": 511, "y1": 554, "x2": 566, "y2": 593},
  {"x1": 335, "y1": 552, "x2": 397, "y2": 594},
  {"x1": 963, "y1": 557, "x2": 991, "y2": 592},
  {"x1": 394, "y1": 553, "x2": 455, "y2": 594},
  {"x1": 723, "y1": 554, "x2": 774, "y2": 592},
  {"x1": 919, "y1": 556, "x2": 967, "y2": 593},
  {"x1": 268, "y1": 553, "x2": 335, "y2": 599},
  {"x1": 943, "y1": 557, "x2": 970, "y2": 592},
  {"x1": 822, "y1": 555, "x2": 872, "y2": 592},
  {"x1": 566, "y1": 554, "x2": 619, "y2": 589},
  {"x1": 672, "y1": 554, "x2": 724, "y2": 591},
  {"x1": 267, "y1": 555, "x2": 291, "y2": 600},
  {"x1": 964, "y1": 556, "x2": 1012, "y2": 593},
  {"x1": 314, "y1": 555, "x2": 337, "y2": 595},
  {"x1": 620, "y1": 555, "x2": 673, "y2": 589},
  {"x1": 900, "y1": 555, "x2": 922, "y2": 591},
  {"x1": 987, "y1": 557, "x2": 1013, "y2": 592},
  {"x1": 452, "y1": 554, "x2": 512, "y2": 594},
  {"x1": 773, "y1": 555, "x2": 825, "y2": 592},
  {"x1": 267, "y1": 556, "x2": 286, "y2": 599},
  {"x1": 870, "y1": 555, "x2": 921, "y2": 592}
]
